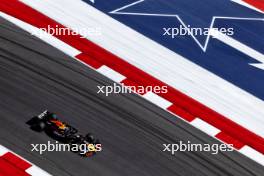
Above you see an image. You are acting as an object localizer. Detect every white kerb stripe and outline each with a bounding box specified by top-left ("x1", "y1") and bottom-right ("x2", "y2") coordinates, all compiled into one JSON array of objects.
[
  {"x1": 26, "y1": 165, "x2": 52, "y2": 176},
  {"x1": 0, "y1": 145, "x2": 9, "y2": 156},
  {"x1": 0, "y1": 12, "x2": 81, "y2": 57},
  {"x1": 97, "y1": 65, "x2": 126, "y2": 82},
  {"x1": 143, "y1": 91, "x2": 172, "y2": 109},
  {"x1": 190, "y1": 118, "x2": 221, "y2": 136},
  {"x1": 239, "y1": 146, "x2": 264, "y2": 166}
]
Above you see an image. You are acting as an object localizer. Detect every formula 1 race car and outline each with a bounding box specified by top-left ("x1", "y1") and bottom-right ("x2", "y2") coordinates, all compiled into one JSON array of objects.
[{"x1": 27, "y1": 110, "x2": 101, "y2": 157}]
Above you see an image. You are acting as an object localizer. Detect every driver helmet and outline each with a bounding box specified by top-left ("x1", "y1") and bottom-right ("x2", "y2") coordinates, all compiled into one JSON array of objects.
[{"x1": 51, "y1": 114, "x2": 58, "y2": 119}]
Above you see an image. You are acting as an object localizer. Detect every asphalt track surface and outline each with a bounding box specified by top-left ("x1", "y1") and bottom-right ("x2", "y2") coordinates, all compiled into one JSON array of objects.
[{"x1": 0, "y1": 17, "x2": 263, "y2": 176}]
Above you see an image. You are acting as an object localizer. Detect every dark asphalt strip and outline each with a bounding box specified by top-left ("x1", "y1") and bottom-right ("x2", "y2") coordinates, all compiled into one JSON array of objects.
[{"x1": 0, "y1": 17, "x2": 263, "y2": 176}]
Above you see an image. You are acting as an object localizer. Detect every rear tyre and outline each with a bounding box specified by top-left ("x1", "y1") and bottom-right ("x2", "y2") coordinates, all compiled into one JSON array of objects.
[{"x1": 85, "y1": 133, "x2": 95, "y2": 143}]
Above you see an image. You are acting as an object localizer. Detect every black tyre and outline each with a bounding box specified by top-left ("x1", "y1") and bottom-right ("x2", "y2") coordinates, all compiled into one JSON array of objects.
[
  {"x1": 30, "y1": 121, "x2": 45, "y2": 132},
  {"x1": 85, "y1": 133, "x2": 95, "y2": 143}
]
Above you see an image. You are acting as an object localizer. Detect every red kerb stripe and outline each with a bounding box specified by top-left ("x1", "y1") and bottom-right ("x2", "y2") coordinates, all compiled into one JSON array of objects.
[
  {"x1": 243, "y1": 0, "x2": 264, "y2": 11},
  {"x1": 1, "y1": 152, "x2": 31, "y2": 171},
  {"x1": 0, "y1": 158, "x2": 30, "y2": 176},
  {"x1": 216, "y1": 132, "x2": 245, "y2": 149}
]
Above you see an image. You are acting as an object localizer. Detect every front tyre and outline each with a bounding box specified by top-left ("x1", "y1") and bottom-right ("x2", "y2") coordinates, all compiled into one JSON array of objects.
[{"x1": 30, "y1": 121, "x2": 45, "y2": 132}]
